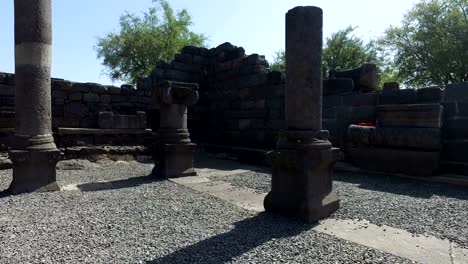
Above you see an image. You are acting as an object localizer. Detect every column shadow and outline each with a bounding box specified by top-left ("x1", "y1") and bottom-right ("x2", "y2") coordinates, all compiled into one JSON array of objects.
[{"x1": 146, "y1": 212, "x2": 312, "y2": 264}]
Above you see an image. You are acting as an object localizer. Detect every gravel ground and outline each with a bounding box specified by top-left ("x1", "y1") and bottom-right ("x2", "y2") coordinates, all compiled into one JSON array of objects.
[
  {"x1": 0, "y1": 160, "x2": 413, "y2": 263},
  {"x1": 210, "y1": 168, "x2": 468, "y2": 248}
]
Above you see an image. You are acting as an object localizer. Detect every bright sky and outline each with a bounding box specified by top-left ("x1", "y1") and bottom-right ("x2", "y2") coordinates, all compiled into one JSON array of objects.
[{"x1": 0, "y1": 0, "x2": 419, "y2": 85}]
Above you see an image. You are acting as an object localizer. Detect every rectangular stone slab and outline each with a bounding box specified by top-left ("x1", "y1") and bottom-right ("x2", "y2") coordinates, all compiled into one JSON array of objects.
[
  {"x1": 347, "y1": 146, "x2": 440, "y2": 176},
  {"x1": 347, "y1": 125, "x2": 442, "y2": 150},
  {"x1": 377, "y1": 104, "x2": 443, "y2": 128},
  {"x1": 442, "y1": 139, "x2": 468, "y2": 163}
]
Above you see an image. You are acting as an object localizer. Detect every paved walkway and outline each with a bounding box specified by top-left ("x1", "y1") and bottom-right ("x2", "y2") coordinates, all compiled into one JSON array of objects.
[{"x1": 170, "y1": 166, "x2": 468, "y2": 264}]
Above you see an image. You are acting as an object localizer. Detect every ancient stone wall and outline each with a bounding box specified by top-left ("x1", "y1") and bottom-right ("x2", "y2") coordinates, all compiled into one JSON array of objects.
[
  {"x1": 146, "y1": 42, "x2": 286, "y2": 148},
  {"x1": 0, "y1": 72, "x2": 153, "y2": 129}
]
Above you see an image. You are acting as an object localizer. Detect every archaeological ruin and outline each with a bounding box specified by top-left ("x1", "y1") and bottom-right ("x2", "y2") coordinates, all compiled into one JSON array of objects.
[{"x1": 1, "y1": 1, "x2": 468, "y2": 226}]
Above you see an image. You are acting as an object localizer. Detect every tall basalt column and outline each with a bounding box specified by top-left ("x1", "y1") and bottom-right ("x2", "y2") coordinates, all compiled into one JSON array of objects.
[
  {"x1": 264, "y1": 6, "x2": 340, "y2": 223},
  {"x1": 9, "y1": 0, "x2": 60, "y2": 193}
]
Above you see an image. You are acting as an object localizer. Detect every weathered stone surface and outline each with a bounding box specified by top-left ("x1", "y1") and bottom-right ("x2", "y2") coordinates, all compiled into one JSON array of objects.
[
  {"x1": 69, "y1": 92, "x2": 82, "y2": 101},
  {"x1": 154, "y1": 80, "x2": 199, "y2": 178},
  {"x1": 383, "y1": 82, "x2": 399, "y2": 91},
  {"x1": 137, "y1": 77, "x2": 153, "y2": 91},
  {"x1": 331, "y1": 63, "x2": 377, "y2": 92},
  {"x1": 443, "y1": 117, "x2": 468, "y2": 140},
  {"x1": 113, "y1": 113, "x2": 146, "y2": 129},
  {"x1": 342, "y1": 93, "x2": 378, "y2": 106},
  {"x1": 416, "y1": 87, "x2": 445, "y2": 103},
  {"x1": 323, "y1": 78, "x2": 354, "y2": 96},
  {"x1": 379, "y1": 89, "x2": 416, "y2": 105},
  {"x1": 323, "y1": 94, "x2": 344, "y2": 107},
  {"x1": 347, "y1": 124, "x2": 442, "y2": 150},
  {"x1": 348, "y1": 146, "x2": 440, "y2": 176},
  {"x1": 100, "y1": 94, "x2": 111, "y2": 104},
  {"x1": 65, "y1": 103, "x2": 89, "y2": 117},
  {"x1": 98, "y1": 111, "x2": 113, "y2": 129},
  {"x1": 90, "y1": 83, "x2": 108, "y2": 94},
  {"x1": 445, "y1": 82, "x2": 468, "y2": 102},
  {"x1": 377, "y1": 104, "x2": 443, "y2": 128},
  {"x1": 0, "y1": 110, "x2": 15, "y2": 128},
  {"x1": 53, "y1": 80, "x2": 73, "y2": 90},
  {"x1": 457, "y1": 101, "x2": 468, "y2": 116},
  {"x1": 0, "y1": 72, "x2": 7, "y2": 84},
  {"x1": 442, "y1": 139, "x2": 468, "y2": 163},
  {"x1": 83, "y1": 93, "x2": 99, "y2": 103},
  {"x1": 108, "y1": 86, "x2": 121, "y2": 94},
  {"x1": 337, "y1": 105, "x2": 376, "y2": 123},
  {"x1": 11, "y1": 0, "x2": 59, "y2": 193},
  {"x1": 0, "y1": 84, "x2": 15, "y2": 96},
  {"x1": 265, "y1": 6, "x2": 339, "y2": 224}
]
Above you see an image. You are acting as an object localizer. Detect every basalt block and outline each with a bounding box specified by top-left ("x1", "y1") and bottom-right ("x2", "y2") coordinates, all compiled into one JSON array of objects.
[
  {"x1": 442, "y1": 139, "x2": 468, "y2": 163},
  {"x1": 323, "y1": 78, "x2": 354, "y2": 96},
  {"x1": 347, "y1": 146, "x2": 440, "y2": 176},
  {"x1": 379, "y1": 89, "x2": 416, "y2": 105},
  {"x1": 416, "y1": 86, "x2": 445, "y2": 103},
  {"x1": 330, "y1": 63, "x2": 377, "y2": 93},
  {"x1": 445, "y1": 82, "x2": 468, "y2": 102},
  {"x1": 347, "y1": 124, "x2": 442, "y2": 150},
  {"x1": 377, "y1": 104, "x2": 443, "y2": 128}
]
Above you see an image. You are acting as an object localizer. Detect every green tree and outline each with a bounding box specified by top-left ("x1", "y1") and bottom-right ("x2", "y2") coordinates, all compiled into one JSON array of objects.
[
  {"x1": 96, "y1": 0, "x2": 207, "y2": 83},
  {"x1": 322, "y1": 26, "x2": 377, "y2": 76},
  {"x1": 380, "y1": 0, "x2": 468, "y2": 87},
  {"x1": 270, "y1": 26, "x2": 387, "y2": 83}
]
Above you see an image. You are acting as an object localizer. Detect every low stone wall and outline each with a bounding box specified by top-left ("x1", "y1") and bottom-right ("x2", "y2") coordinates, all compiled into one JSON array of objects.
[{"x1": 0, "y1": 72, "x2": 153, "y2": 129}]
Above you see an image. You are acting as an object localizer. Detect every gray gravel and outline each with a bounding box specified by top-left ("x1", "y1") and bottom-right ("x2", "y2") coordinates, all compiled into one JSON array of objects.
[
  {"x1": 0, "y1": 160, "x2": 413, "y2": 263},
  {"x1": 212, "y1": 169, "x2": 468, "y2": 248}
]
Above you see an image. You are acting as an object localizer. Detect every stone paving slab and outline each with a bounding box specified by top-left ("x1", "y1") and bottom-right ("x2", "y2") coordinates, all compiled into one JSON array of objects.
[{"x1": 180, "y1": 166, "x2": 468, "y2": 264}]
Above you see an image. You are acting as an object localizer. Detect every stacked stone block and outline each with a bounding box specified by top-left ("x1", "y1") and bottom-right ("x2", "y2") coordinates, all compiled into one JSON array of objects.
[
  {"x1": 442, "y1": 82, "x2": 468, "y2": 174},
  {"x1": 346, "y1": 86, "x2": 445, "y2": 176},
  {"x1": 148, "y1": 42, "x2": 286, "y2": 148}
]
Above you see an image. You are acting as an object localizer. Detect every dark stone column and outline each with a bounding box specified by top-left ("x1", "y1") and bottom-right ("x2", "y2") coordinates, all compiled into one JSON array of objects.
[
  {"x1": 153, "y1": 81, "x2": 199, "y2": 178},
  {"x1": 9, "y1": 0, "x2": 60, "y2": 193},
  {"x1": 264, "y1": 6, "x2": 340, "y2": 223}
]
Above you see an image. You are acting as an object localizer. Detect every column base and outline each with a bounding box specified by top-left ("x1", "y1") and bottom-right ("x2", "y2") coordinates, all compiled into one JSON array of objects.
[
  {"x1": 8, "y1": 149, "x2": 60, "y2": 194},
  {"x1": 153, "y1": 143, "x2": 197, "y2": 178},
  {"x1": 264, "y1": 141, "x2": 340, "y2": 223}
]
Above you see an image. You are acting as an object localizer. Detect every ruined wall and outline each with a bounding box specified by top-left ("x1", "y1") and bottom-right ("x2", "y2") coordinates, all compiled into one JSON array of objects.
[
  {"x1": 0, "y1": 72, "x2": 153, "y2": 129},
  {"x1": 146, "y1": 42, "x2": 286, "y2": 148}
]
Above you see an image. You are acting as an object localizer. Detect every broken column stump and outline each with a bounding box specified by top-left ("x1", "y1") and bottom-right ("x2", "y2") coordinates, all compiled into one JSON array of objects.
[
  {"x1": 153, "y1": 81, "x2": 199, "y2": 178},
  {"x1": 9, "y1": 0, "x2": 60, "y2": 193},
  {"x1": 264, "y1": 6, "x2": 340, "y2": 223}
]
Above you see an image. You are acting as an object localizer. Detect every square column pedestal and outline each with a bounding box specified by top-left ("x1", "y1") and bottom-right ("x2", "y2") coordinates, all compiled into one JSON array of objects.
[
  {"x1": 157, "y1": 143, "x2": 197, "y2": 178},
  {"x1": 8, "y1": 149, "x2": 60, "y2": 193},
  {"x1": 264, "y1": 131, "x2": 340, "y2": 223}
]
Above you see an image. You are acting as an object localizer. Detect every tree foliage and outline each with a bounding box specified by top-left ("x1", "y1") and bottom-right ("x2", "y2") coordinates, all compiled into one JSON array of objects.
[
  {"x1": 322, "y1": 26, "x2": 377, "y2": 75},
  {"x1": 271, "y1": 26, "x2": 384, "y2": 80},
  {"x1": 95, "y1": 0, "x2": 207, "y2": 83},
  {"x1": 380, "y1": 0, "x2": 468, "y2": 87}
]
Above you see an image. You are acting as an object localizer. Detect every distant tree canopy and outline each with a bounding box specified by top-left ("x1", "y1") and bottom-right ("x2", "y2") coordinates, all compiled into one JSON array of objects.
[
  {"x1": 380, "y1": 0, "x2": 468, "y2": 87},
  {"x1": 271, "y1": 0, "x2": 467, "y2": 88},
  {"x1": 95, "y1": 0, "x2": 207, "y2": 84},
  {"x1": 270, "y1": 26, "x2": 386, "y2": 81}
]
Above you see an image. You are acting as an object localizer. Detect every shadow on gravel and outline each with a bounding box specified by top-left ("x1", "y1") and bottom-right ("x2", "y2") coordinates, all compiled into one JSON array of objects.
[
  {"x1": 0, "y1": 190, "x2": 11, "y2": 199},
  {"x1": 194, "y1": 155, "x2": 272, "y2": 174},
  {"x1": 78, "y1": 175, "x2": 163, "y2": 192},
  {"x1": 146, "y1": 212, "x2": 312, "y2": 264},
  {"x1": 334, "y1": 172, "x2": 468, "y2": 200}
]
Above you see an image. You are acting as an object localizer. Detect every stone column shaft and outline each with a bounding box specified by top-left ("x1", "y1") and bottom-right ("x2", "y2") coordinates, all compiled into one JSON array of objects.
[
  {"x1": 285, "y1": 6, "x2": 323, "y2": 131},
  {"x1": 9, "y1": 0, "x2": 59, "y2": 194},
  {"x1": 264, "y1": 6, "x2": 339, "y2": 223},
  {"x1": 14, "y1": 0, "x2": 55, "y2": 150}
]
